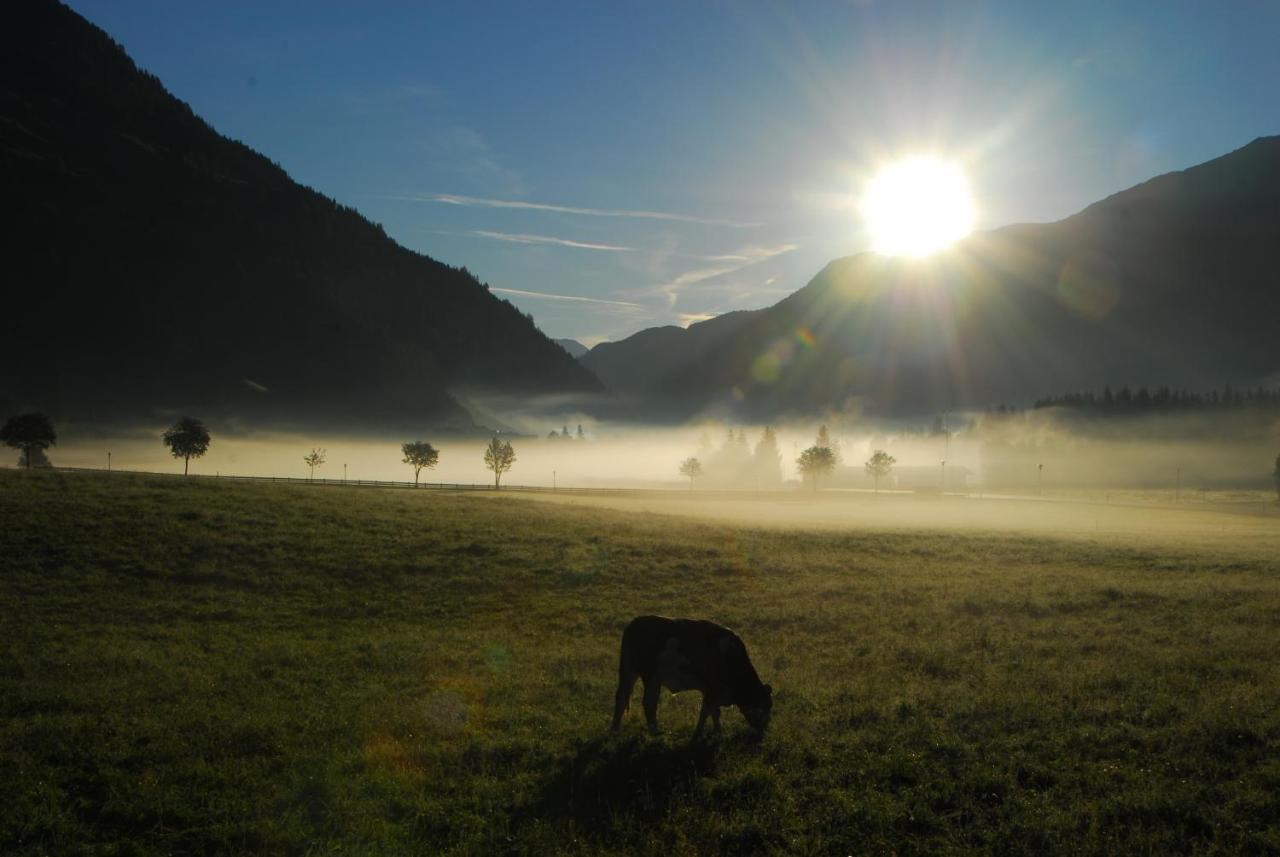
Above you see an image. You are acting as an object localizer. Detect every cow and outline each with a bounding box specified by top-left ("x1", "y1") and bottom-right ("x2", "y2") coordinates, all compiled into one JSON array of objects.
[{"x1": 610, "y1": 615, "x2": 772, "y2": 736}]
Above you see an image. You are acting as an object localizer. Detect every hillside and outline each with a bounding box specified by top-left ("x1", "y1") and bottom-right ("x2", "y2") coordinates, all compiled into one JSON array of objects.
[
  {"x1": 0, "y1": 0, "x2": 600, "y2": 432},
  {"x1": 553, "y1": 338, "x2": 589, "y2": 359},
  {"x1": 594, "y1": 137, "x2": 1280, "y2": 420}
]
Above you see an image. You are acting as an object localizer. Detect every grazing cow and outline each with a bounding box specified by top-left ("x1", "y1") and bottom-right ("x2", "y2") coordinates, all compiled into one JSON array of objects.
[{"x1": 610, "y1": 615, "x2": 772, "y2": 736}]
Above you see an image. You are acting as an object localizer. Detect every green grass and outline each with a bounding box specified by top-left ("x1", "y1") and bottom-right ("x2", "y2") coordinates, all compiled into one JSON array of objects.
[{"x1": 2, "y1": 470, "x2": 1279, "y2": 855}]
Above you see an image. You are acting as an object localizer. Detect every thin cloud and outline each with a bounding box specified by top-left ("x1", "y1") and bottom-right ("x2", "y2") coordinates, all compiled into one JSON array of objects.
[
  {"x1": 469, "y1": 230, "x2": 635, "y2": 252},
  {"x1": 653, "y1": 243, "x2": 799, "y2": 308},
  {"x1": 388, "y1": 192, "x2": 760, "y2": 228},
  {"x1": 491, "y1": 287, "x2": 645, "y2": 309}
]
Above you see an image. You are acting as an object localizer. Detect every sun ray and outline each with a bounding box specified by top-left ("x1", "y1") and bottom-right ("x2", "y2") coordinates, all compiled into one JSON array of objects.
[{"x1": 862, "y1": 157, "x2": 976, "y2": 257}]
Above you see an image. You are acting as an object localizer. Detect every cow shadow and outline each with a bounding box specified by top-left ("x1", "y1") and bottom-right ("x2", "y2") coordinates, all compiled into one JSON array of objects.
[{"x1": 533, "y1": 731, "x2": 752, "y2": 827}]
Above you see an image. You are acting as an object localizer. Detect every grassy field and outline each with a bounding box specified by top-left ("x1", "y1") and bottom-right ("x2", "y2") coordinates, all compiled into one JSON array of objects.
[{"x1": 2, "y1": 470, "x2": 1279, "y2": 855}]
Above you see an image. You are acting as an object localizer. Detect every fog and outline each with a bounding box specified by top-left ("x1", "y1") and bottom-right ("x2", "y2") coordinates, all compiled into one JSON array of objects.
[{"x1": 29, "y1": 406, "x2": 1279, "y2": 495}]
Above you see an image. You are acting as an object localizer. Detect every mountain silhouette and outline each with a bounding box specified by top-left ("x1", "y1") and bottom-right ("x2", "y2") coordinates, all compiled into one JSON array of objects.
[
  {"x1": 553, "y1": 339, "x2": 589, "y2": 359},
  {"x1": 0, "y1": 0, "x2": 600, "y2": 432},
  {"x1": 587, "y1": 137, "x2": 1280, "y2": 420}
]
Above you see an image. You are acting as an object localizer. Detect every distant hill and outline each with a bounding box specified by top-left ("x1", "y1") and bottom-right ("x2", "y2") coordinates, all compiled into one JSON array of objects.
[
  {"x1": 594, "y1": 137, "x2": 1280, "y2": 420},
  {"x1": 580, "y1": 310, "x2": 758, "y2": 397},
  {"x1": 0, "y1": 0, "x2": 600, "y2": 431},
  {"x1": 554, "y1": 339, "x2": 589, "y2": 359}
]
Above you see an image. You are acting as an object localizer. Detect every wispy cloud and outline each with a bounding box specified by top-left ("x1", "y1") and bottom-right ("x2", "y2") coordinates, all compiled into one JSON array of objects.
[
  {"x1": 653, "y1": 243, "x2": 798, "y2": 308},
  {"x1": 491, "y1": 287, "x2": 645, "y2": 309},
  {"x1": 468, "y1": 230, "x2": 635, "y2": 252},
  {"x1": 388, "y1": 192, "x2": 760, "y2": 228}
]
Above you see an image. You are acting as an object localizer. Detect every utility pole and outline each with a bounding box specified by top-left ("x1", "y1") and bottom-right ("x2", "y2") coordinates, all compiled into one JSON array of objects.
[
  {"x1": 107, "y1": 451, "x2": 111, "y2": 471},
  {"x1": 940, "y1": 459, "x2": 946, "y2": 492},
  {"x1": 1175, "y1": 465, "x2": 1181, "y2": 503},
  {"x1": 1038, "y1": 463, "x2": 1044, "y2": 497},
  {"x1": 343, "y1": 463, "x2": 348, "y2": 483},
  {"x1": 553, "y1": 470, "x2": 556, "y2": 491}
]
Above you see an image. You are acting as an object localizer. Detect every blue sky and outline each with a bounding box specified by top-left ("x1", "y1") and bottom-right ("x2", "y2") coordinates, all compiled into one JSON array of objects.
[{"x1": 70, "y1": 1, "x2": 1280, "y2": 346}]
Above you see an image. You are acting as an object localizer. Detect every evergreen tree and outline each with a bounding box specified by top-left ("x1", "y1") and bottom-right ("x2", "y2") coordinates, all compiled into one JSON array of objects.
[{"x1": 752, "y1": 426, "x2": 783, "y2": 486}]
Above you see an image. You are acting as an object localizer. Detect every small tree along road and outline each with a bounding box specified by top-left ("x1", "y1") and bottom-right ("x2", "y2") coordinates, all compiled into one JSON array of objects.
[
  {"x1": 402, "y1": 441, "x2": 439, "y2": 486},
  {"x1": 162, "y1": 417, "x2": 210, "y2": 475},
  {"x1": 797, "y1": 445, "x2": 836, "y2": 492},
  {"x1": 1, "y1": 413, "x2": 56, "y2": 470},
  {"x1": 679, "y1": 456, "x2": 703, "y2": 489},
  {"x1": 865, "y1": 450, "x2": 896, "y2": 493},
  {"x1": 484, "y1": 437, "x2": 516, "y2": 489},
  {"x1": 304, "y1": 448, "x2": 327, "y2": 481}
]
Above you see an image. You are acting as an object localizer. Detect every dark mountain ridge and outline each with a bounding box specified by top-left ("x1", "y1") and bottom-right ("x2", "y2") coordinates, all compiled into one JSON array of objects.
[
  {"x1": 0, "y1": 0, "x2": 600, "y2": 431},
  {"x1": 590, "y1": 137, "x2": 1280, "y2": 420}
]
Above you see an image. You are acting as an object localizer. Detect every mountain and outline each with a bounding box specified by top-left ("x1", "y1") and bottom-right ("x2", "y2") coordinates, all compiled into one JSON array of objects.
[
  {"x1": 580, "y1": 310, "x2": 757, "y2": 394},
  {"x1": 0, "y1": 0, "x2": 600, "y2": 432},
  {"x1": 594, "y1": 137, "x2": 1280, "y2": 421},
  {"x1": 554, "y1": 338, "x2": 589, "y2": 359}
]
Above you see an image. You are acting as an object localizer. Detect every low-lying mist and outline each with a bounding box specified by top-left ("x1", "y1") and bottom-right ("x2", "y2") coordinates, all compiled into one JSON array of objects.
[{"x1": 27, "y1": 406, "x2": 1280, "y2": 496}]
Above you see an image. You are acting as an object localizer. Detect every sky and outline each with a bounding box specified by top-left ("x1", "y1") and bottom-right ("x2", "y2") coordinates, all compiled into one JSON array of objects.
[{"x1": 69, "y1": 1, "x2": 1280, "y2": 347}]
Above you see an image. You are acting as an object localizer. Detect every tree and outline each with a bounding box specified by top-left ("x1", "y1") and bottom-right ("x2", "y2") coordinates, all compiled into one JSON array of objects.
[
  {"x1": 162, "y1": 417, "x2": 210, "y2": 475},
  {"x1": 815, "y1": 423, "x2": 842, "y2": 465},
  {"x1": 1, "y1": 413, "x2": 56, "y2": 470},
  {"x1": 752, "y1": 426, "x2": 783, "y2": 487},
  {"x1": 865, "y1": 449, "x2": 896, "y2": 493},
  {"x1": 679, "y1": 457, "x2": 703, "y2": 489},
  {"x1": 484, "y1": 436, "x2": 516, "y2": 488},
  {"x1": 797, "y1": 445, "x2": 836, "y2": 492},
  {"x1": 402, "y1": 441, "x2": 439, "y2": 486},
  {"x1": 18, "y1": 447, "x2": 52, "y2": 468},
  {"x1": 303, "y1": 448, "x2": 327, "y2": 480}
]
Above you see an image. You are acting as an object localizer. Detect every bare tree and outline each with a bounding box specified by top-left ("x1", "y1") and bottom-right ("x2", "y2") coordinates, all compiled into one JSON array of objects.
[
  {"x1": 402, "y1": 441, "x2": 439, "y2": 486},
  {"x1": 162, "y1": 417, "x2": 210, "y2": 475},
  {"x1": 797, "y1": 445, "x2": 836, "y2": 492},
  {"x1": 1, "y1": 413, "x2": 56, "y2": 470},
  {"x1": 484, "y1": 437, "x2": 516, "y2": 489},
  {"x1": 303, "y1": 448, "x2": 326, "y2": 481},
  {"x1": 865, "y1": 450, "x2": 896, "y2": 493},
  {"x1": 679, "y1": 456, "x2": 703, "y2": 489}
]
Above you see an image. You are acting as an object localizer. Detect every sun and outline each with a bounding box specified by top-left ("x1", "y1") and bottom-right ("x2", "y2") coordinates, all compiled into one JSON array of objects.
[{"x1": 862, "y1": 157, "x2": 976, "y2": 257}]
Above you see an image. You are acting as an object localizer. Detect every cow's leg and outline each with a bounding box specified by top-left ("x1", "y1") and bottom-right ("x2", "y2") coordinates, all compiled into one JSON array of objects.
[
  {"x1": 695, "y1": 695, "x2": 711, "y2": 736},
  {"x1": 611, "y1": 668, "x2": 638, "y2": 732},
  {"x1": 641, "y1": 675, "x2": 662, "y2": 735}
]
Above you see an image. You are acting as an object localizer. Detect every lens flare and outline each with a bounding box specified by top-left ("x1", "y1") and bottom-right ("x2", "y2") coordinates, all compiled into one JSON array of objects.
[{"x1": 862, "y1": 157, "x2": 976, "y2": 257}]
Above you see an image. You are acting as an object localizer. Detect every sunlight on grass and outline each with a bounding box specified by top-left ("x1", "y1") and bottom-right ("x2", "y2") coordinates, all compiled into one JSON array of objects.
[{"x1": 2, "y1": 470, "x2": 1278, "y2": 854}]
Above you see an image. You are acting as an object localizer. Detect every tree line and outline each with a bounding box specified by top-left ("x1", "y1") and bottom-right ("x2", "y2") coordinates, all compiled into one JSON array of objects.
[
  {"x1": 1033, "y1": 384, "x2": 1280, "y2": 415},
  {"x1": 0, "y1": 413, "x2": 519, "y2": 488},
  {"x1": 677, "y1": 424, "x2": 898, "y2": 494}
]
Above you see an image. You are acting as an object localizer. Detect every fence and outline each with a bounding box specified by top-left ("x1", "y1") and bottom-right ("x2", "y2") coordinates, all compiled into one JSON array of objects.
[{"x1": 49, "y1": 465, "x2": 637, "y2": 495}]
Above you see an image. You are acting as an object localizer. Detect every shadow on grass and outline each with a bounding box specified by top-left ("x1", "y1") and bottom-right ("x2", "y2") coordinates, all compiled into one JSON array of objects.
[{"x1": 532, "y1": 732, "x2": 754, "y2": 828}]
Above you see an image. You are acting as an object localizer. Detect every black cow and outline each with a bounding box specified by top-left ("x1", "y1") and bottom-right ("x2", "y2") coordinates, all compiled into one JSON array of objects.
[{"x1": 610, "y1": 615, "x2": 772, "y2": 736}]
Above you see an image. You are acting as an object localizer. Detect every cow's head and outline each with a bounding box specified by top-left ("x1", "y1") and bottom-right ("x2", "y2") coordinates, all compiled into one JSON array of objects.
[{"x1": 740, "y1": 683, "x2": 773, "y2": 733}]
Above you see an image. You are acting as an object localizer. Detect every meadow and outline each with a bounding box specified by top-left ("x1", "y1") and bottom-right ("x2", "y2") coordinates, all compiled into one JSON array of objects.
[{"x1": 2, "y1": 469, "x2": 1279, "y2": 855}]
